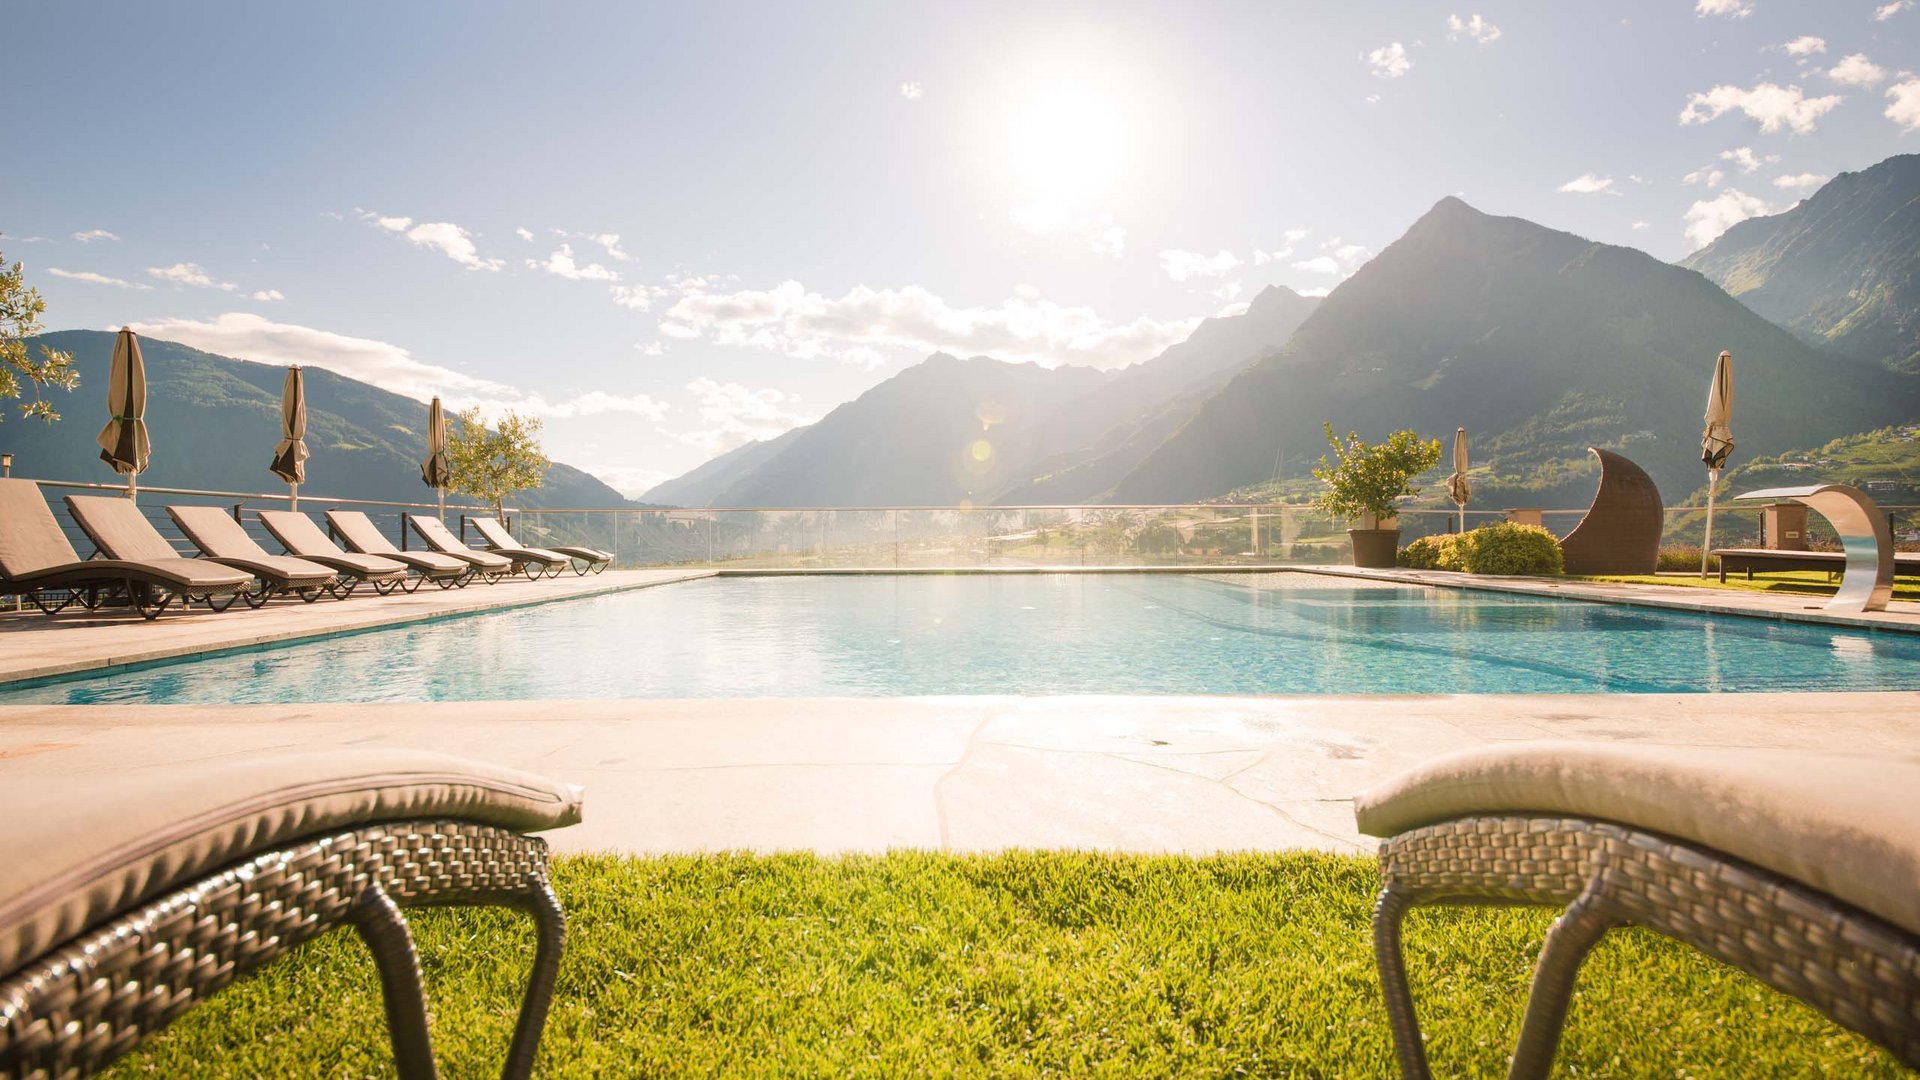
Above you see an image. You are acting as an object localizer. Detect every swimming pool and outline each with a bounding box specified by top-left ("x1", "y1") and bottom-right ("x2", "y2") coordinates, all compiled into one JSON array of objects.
[{"x1": 5, "y1": 573, "x2": 1920, "y2": 703}]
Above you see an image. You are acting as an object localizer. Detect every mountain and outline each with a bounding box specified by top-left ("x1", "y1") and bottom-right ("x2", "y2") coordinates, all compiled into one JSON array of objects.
[
  {"x1": 5, "y1": 330, "x2": 634, "y2": 508},
  {"x1": 1110, "y1": 196, "x2": 1919, "y2": 504},
  {"x1": 639, "y1": 425, "x2": 810, "y2": 506},
  {"x1": 679, "y1": 353, "x2": 1112, "y2": 506},
  {"x1": 994, "y1": 285, "x2": 1318, "y2": 504},
  {"x1": 1681, "y1": 154, "x2": 1920, "y2": 374},
  {"x1": 641, "y1": 286, "x2": 1318, "y2": 507}
]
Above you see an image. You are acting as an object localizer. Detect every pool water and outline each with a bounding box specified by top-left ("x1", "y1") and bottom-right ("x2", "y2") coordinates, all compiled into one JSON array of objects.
[{"x1": 6, "y1": 573, "x2": 1920, "y2": 704}]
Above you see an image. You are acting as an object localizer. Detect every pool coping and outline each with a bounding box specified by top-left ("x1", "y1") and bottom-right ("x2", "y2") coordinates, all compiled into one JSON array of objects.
[{"x1": 2, "y1": 562, "x2": 1915, "y2": 690}]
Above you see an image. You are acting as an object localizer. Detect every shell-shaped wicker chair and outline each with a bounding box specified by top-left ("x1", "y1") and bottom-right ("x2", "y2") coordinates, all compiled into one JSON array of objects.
[
  {"x1": 1356, "y1": 742, "x2": 1920, "y2": 1079},
  {"x1": 0, "y1": 750, "x2": 583, "y2": 1079},
  {"x1": 1556, "y1": 448, "x2": 1664, "y2": 576}
]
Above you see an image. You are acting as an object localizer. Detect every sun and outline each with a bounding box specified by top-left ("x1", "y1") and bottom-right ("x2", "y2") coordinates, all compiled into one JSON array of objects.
[{"x1": 1004, "y1": 81, "x2": 1128, "y2": 203}]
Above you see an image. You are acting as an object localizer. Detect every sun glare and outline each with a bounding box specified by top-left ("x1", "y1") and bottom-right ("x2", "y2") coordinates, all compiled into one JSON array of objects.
[{"x1": 1005, "y1": 81, "x2": 1128, "y2": 202}]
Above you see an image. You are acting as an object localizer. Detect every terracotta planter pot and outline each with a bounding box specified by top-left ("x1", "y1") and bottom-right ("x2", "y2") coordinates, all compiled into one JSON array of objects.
[{"x1": 1348, "y1": 528, "x2": 1401, "y2": 568}]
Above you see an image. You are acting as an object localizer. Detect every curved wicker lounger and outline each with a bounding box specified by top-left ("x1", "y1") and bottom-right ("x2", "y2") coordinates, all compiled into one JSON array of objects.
[
  {"x1": 1356, "y1": 743, "x2": 1920, "y2": 1078},
  {"x1": 1556, "y1": 448, "x2": 1664, "y2": 576},
  {"x1": 473, "y1": 517, "x2": 611, "y2": 576},
  {"x1": 0, "y1": 479, "x2": 253, "y2": 619},
  {"x1": 325, "y1": 510, "x2": 477, "y2": 589},
  {"x1": 407, "y1": 515, "x2": 525, "y2": 582},
  {"x1": 0, "y1": 750, "x2": 583, "y2": 1079},
  {"x1": 166, "y1": 505, "x2": 346, "y2": 604},
  {"x1": 259, "y1": 509, "x2": 452, "y2": 594}
]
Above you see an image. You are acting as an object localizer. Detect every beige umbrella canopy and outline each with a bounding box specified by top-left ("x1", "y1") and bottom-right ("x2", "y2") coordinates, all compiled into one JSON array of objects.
[
  {"x1": 1700, "y1": 350, "x2": 1734, "y2": 577},
  {"x1": 421, "y1": 396, "x2": 451, "y2": 518},
  {"x1": 95, "y1": 327, "x2": 150, "y2": 500},
  {"x1": 270, "y1": 366, "x2": 309, "y2": 508},
  {"x1": 1445, "y1": 426, "x2": 1471, "y2": 533}
]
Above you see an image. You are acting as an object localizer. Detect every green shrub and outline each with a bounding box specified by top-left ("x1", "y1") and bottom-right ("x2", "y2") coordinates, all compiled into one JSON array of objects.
[
  {"x1": 1397, "y1": 533, "x2": 1461, "y2": 570},
  {"x1": 1656, "y1": 545, "x2": 1718, "y2": 572},
  {"x1": 1453, "y1": 522, "x2": 1563, "y2": 576}
]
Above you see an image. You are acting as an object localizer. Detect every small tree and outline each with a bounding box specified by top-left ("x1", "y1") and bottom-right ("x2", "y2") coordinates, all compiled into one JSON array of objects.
[
  {"x1": 1312, "y1": 422, "x2": 1442, "y2": 524},
  {"x1": 0, "y1": 250, "x2": 79, "y2": 421},
  {"x1": 446, "y1": 407, "x2": 550, "y2": 516}
]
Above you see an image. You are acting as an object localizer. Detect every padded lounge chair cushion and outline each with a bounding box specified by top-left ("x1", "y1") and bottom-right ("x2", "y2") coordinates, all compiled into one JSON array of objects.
[
  {"x1": 64, "y1": 495, "x2": 183, "y2": 564},
  {"x1": 1354, "y1": 742, "x2": 1920, "y2": 937},
  {"x1": 259, "y1": 511, "x2": 407, "y2": 576},
  {"x1": 0, "y1": 750, "x2": 583, "y2": 974},
  {"x1": 411, "y1": 516, "x2": 514, "y2": 569},
  {"x1": 0, "y1": 483, "x2": 250, "y2": 591},
  {"x1": 167, "y1": 506, "x2": 337, "y2": 583}
]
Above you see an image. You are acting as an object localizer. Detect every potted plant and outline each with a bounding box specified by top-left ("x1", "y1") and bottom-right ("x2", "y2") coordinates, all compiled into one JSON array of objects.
[{"x1": 1312, "y1": 423, "x2": 1442, "y2": 568}]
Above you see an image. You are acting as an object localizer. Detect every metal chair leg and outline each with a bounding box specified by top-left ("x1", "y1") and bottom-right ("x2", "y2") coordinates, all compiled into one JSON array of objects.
[
  {"x1": 1373, "y1": 883, "x2": 1433, "y2": 1080},
  {"x1": 351, "y1": 884, "x2": 440, "y2": 1080},
  {"x1": 1506, "y1": 886, "x2": 1618, "y2": 1080},
  {"x1": 502, "y1": 874, "x2": 568, "y2": 1080}
]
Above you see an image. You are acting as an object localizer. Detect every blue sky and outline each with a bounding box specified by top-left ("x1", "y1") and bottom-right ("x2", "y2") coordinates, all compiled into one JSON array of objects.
[{"x1": 4, "y1": 1, "x2": 1916, "y2": 494}]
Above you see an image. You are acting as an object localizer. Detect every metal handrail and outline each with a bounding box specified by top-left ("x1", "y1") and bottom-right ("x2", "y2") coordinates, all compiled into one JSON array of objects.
[{"x1": 27, "y1": 478, "x2": 502, "y2": 514}]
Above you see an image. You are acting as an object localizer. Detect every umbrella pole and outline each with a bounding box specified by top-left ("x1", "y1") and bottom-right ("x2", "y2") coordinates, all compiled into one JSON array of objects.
[
  {"x1": 1458, "y1": 503, "x2": 1466, "y2": 534},
  {"x1": 290, "y1": 482, "x2": 298, "y2": 512},
  {"x1": 128, "y1": 472, "x2": 137, "y2": 504},
  {"x1": 438, "y1": 487, "x2": 445, "y2": 522},
  {"x1": 1700, "y1": 468, "x2": 1719, "y2": 579}
]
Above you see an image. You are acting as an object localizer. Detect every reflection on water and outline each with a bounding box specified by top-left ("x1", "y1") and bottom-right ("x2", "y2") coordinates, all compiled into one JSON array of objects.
[{"x1": 6, "y1": 574, "x2": 1920, "y2": 704}]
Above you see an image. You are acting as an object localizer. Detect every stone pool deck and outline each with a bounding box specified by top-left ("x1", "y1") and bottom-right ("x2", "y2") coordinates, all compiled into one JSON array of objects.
[
  {"x1": 4, "y1": 692, "x2": 1916, "y2": 855},
  {"x1": 2, "y1": 566, "x2": 1917, "y2": 856}
]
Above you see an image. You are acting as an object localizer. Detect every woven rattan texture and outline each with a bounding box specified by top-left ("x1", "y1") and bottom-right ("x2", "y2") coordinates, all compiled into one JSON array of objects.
[
  {"x1": 1379, "y1": 816, "x2": 1920, "y2": 1068},
  {"x1": 0, "y1": 820, "x2": 549, "y2": 1080}
]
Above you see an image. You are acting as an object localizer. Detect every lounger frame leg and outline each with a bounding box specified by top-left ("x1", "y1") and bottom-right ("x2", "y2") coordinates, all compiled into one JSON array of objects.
[
  {"x1": 1508, "y1": 886, "x2": 1618, "y2": 1079},
  {"x1": 352, "y1": 884, "x2": 439, "y2": 1079},
  {"x1": 1371, "y1": 883, "x2": 1432, "y2": 1080},
  {"x1": 502, "y1": 873, "x2": 567, "y2": 1079}
]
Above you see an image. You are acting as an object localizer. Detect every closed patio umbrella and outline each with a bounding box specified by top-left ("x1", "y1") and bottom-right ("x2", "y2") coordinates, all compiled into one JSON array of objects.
[
  {"x1": 1700, "y1": 350, "x2": 1734, "y2": 578},
  {"x1": 270, "y1": 365, "x2": 309, "y2": 509},
  {"x1": 1445, "y1": 426, "x2": 1470, "y2": 533},
  {"x1": 95, "y1": 327, "x2": 150, "y2": 501},
  {"x1": 421, "y1": 395, "x2": 451, "y2": 519}
]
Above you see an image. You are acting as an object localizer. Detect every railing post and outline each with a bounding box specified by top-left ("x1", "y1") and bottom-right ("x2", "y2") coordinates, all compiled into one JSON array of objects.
[{"x1": 231, "y1": 502, "x2": 244, "y2": 524}]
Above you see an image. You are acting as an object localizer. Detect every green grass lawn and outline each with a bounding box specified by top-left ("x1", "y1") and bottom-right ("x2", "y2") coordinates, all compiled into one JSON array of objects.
[
  {"x1": 1571, "y1": 570, "x2": 1920, "y2": 602},
  {"x1": 105, "y1": 852, "x2": 1901, "y2": 1078}
]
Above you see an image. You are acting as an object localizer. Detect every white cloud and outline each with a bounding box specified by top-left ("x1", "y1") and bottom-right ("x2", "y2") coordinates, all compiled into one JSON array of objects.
[
  {"x1": 1366, "y1": 42, "x2": 1412, "y2": 78},
  {"x1": 1782, "y1": 35, "x2": 1827, "y2": 56},
  {"x1": 1683, "y1": 166, "x2": 1727, "y2": 188},
  {"x1": 1828, "y1": 54, "x2": 1887, "y2": 86},
  {"x1": 1008, "y1": 203, "x2": 1126, "y2": 258},
  {"x1": 72, "y1": 229, "x2": 119, "y2": 243},
  {"x1": 1889, "y1": 78, "x2": 1920, "y2": 130},
  {"x1": 1695, "y1": 0, "x2": 1752, "y2": 16},
  {"x1": 46, "y1": 267, "x2": 151, "y2": 289},
  {"x1": 586, "y1": 233, "x2": 632, "y2": 261},
  {"x1": 579, "y1": 462, "x2": 673, "y2": 499},
  {"x1": 1211, "y1": 281, "x2": 1243, "y2": 302},
  {"x1": 515, "y1": 227, "x2": 534, "y2": 242},
  {"x1": 528, "y1": 243, "x2": 621, "y2": 282},
  {"x1": 251, "y1": 289, "x2": 285, "y2": 301},
  {"x1": 657, "y1": 281, "x2": 1201, "y2": 370},
  {"x1": 359, "y1": 211, "x2": 504, "y2": 271},
  {"x1": 1683, "y1": 189, "x2": 1774, "y2": 249},
  {"x1": 147, "y1": 262, "x2": 237, "y2": 291},
  {"x1": 1680, "y1": 82, "x2": 1844, "y2": 133},
  {"x1": 1292, "y1": 256, "x2": 1342, "y2": 275},
  {"x1": 676, "y1": 378, "x2": 818, "y2": 454},
  {"x1": 1214, "y1": 301, "x2": 1251, "y2": 318},
  {"x1": 610, "y1": 283, "x2": 670, "y2": 311},
  {"x1": 900, "y1": 82, "x2": 923, "y2": 100},
  {"x1": 1875, "y1": 0, "x2": 1912, "y2": 20},
  {"x1": 1158, "y1": 248, "x2": 1241, "y2": 281},
  {"x1": 1445, "y1": 13, "x2": 1501, "y2": 42},
  {"x1": 634, "y1": 341, "x2": 668, "y2": 356},
  {"x1": 1557, "y1": 172, "x2": 1617, "y2": 194},
  {"x1": 1773, "y1": 172, "x2": 1828, "y2": 189},
  {"x1": 1631, "y1": 221, "x2": 1651, "y2": 230},
  {"x1": 1719, "y1": 146, "x2": 1777, "y2": 172},
  {"x1": 1295, "y1": 286, "x2": 1332, "y2": 299},
  {"x1": 120, "y1": 312, "x2": 668, "y2": 422}
]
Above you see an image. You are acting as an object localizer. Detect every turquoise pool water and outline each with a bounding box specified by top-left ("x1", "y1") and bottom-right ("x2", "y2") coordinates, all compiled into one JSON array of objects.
[{"x1": 6, "y1": 573, "x2": 1920, "y2": 703}]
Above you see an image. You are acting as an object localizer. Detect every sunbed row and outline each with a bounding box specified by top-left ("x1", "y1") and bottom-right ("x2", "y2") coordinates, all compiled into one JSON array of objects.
[{"x1": 0, "y1": 479, "x2": 610, "y2": 620}]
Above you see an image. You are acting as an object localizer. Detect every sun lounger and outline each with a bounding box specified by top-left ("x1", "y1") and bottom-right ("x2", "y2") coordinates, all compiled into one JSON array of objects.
[
  {"x1": 462, "y1": 516, "x2": 573, "y2": 578},
  {"x1": 164, "y1": 505, "x2": 343, "y2": 603},
  {"x1": 325, "y1": 510, "x2": 478, "y2": 587},
  {"x1": 407, "y1": 514, "x2": 526, "y2": 581},
  {"x1": 1713, "y1": 547, "x2": 1920, "y2": 582},
  {"x1": 0, "y1": 749, "x2": 581, "y2": 1078},
  {"x1": 473, "y1": 516, "x2": 612, "y2": 575},
  {"x1": 0, "y1": 480, "x2": 253, "y2": 619},
  {"x1": 1356, "y1": 743, "x2": 1920, "y2": 1076},
  {"x1": 258, "y1": 509, "x2": 445, "y2": 594}
]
